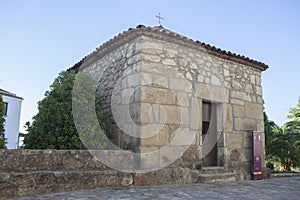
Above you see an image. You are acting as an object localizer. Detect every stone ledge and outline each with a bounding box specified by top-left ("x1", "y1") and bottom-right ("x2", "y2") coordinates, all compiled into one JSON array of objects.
[
  {"x1": 201, "y1": 166, "x2": 236, "y2": 175},
  {"x1": 271, "y1": 173, "x2": 300, "y2": 178}
]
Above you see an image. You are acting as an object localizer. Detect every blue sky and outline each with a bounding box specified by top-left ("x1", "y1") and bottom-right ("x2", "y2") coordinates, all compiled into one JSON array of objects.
[{"x1": 0, "y1": 0, "x2": 299, "y2": 132}]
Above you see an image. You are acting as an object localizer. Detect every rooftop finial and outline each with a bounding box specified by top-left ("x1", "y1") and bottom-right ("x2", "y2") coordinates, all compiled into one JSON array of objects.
[{"x1": 156, "y1": 12, "x2": 163, "y2": 26}]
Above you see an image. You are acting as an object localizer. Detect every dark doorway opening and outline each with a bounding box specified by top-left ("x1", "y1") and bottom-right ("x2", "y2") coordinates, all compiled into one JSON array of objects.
[{"x1": 202, "y1": 101, "x2": 218, "y2": 167}]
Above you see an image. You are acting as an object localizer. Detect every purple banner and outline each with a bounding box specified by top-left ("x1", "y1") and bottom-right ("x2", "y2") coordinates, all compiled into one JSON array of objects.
[{"x1": 253, "y1": 131, "x2": 263, "y2": 180}]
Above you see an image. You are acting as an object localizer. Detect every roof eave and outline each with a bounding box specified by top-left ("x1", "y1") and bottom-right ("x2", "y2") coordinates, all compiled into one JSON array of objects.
[{"x1": 69, "y1": 25, "x2": 269, "y2": 72}]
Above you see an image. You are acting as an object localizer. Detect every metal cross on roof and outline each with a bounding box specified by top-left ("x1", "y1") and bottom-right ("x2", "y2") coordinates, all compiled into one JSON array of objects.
[{"x1": 156, "y1": 12, "x2": 163, "y2": 25}]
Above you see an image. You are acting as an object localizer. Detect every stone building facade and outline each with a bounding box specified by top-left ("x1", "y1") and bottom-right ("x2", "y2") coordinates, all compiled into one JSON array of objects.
[{"x1": 70, "y1": 25, "x2": 268, "y2": 180}]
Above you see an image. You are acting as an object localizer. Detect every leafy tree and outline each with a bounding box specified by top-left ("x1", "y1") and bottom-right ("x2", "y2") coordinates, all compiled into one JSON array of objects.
[
  {"x1": 268, "y1": 127, "x2": 299, "y2": 171},
  {"x1": 23, "y1": 70, "x2": 106, "y2": 149},
  {"x1": 284, "y1": 97, "x2": 300, "y2": 169},
  {"x1": 71, "y1": 72, "x2": 108, "y2": 150},
  {"x1": 286, "y1": 97, "x2": 300, "y2": 134},
  {"x1": 265, "y1": 98, "x2": 300, "y2": 171},
  {"x1": 0, "y1": 94, "x2": 7, "y2": 149},
  {"x1": 264, "y1": 111, "x2": 279, "y2": 160}
]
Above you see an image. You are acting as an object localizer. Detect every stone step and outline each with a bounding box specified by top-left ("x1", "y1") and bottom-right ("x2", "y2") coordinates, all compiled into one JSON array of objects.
[
  {"x1": 199, "y1": 172, "x2": 237, "y2": 183},
  {"x1": 201, "y1": 166, "x2": 235, "y2": 174}
]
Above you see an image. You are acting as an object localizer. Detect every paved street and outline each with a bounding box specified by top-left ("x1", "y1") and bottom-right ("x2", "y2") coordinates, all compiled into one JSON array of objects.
[{"x1": 17, "y1": 176, "x2": 300, "y2": 200}]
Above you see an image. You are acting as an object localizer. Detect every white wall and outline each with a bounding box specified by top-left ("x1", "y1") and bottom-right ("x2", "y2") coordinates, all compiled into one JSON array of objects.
[{"x1": 3, "y1": 95, "x2": 22, "y2": 149}]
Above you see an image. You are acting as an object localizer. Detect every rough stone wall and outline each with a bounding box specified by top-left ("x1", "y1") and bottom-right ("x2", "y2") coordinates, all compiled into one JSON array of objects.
[
  {"x1": 80, "y1": 37, "x2": 142, "y2": 150},
  {"x1": 72, "y1": 32, "x2": 264, "y2": 179},
  {"x1": 138, "y1": 35, "x2": 264, "y2": 179}
]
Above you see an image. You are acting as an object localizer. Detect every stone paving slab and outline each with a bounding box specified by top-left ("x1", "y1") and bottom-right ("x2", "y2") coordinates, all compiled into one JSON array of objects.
[{"x1": 16, "y1": 177, "x2": 300, "y2": 200}]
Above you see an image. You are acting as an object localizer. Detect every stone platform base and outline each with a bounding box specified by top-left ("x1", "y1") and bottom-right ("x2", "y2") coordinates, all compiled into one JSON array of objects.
[
  {"x1": 0, "y1": 150, "x2": 238, "y2": 199},
  {"x1": 0, "y1": 167, "x2": 238, "y2": 199}
]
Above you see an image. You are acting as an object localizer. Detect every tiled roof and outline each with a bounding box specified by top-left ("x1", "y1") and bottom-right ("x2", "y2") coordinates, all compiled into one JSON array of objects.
[
  {"x1": 69, "y1": 25, "x2": 268, "y2": 72},
  {"x1": 0, "y1": 88, "x2": 23, "y2": 100}
]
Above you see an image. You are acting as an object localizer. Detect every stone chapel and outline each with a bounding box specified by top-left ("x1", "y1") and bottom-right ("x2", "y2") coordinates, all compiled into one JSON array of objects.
[{"x1": 70, "y1": 25, "x2": 268, "y2": 181}]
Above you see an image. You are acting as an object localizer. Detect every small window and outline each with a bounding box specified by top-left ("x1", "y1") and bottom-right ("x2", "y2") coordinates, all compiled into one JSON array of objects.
[
  {"x1": 202, "y1": 101, "x2": 211, "y2": 139},
  {"x1": 202, "y1": 121, "x2": 210, "y2": 135},
  {"x1": 202, "y1": 101, "x2": 211, "y2": 122},
  {"x1": 4, "y1": 102, "x2": 8, "y2": 116}
]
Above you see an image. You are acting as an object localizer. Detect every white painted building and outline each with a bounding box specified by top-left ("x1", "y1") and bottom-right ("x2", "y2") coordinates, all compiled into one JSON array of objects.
[{"x1": 0, "y1": 89, "x2": 23, "y2": 149}]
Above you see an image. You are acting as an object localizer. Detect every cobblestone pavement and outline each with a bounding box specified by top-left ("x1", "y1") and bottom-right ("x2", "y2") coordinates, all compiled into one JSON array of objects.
[{"x1": 17, "y1": 177, "x2": 300, "y2": 200}]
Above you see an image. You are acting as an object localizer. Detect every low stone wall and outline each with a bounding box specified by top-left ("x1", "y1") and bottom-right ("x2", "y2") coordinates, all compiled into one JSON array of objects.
[
  {"x1": 0, "y1": 150, "x2": 110, "y2": 172},
  {"x1": 0, "y1": 149, "x2": 215, "y2": 199},
  {"x1": 0, "y1": 150, "x2": 135, "y2": 199}
]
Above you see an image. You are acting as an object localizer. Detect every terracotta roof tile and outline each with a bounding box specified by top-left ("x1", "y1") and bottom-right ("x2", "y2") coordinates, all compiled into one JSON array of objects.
[{"x1": 69, "y1": 25, "x2": 268, "y2": 72}]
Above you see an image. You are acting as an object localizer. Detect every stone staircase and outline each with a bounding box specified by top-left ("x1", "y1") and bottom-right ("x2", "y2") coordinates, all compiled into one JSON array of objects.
[{"x1": 198, "y1": 166, "x2": 237, "y2": 183}]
